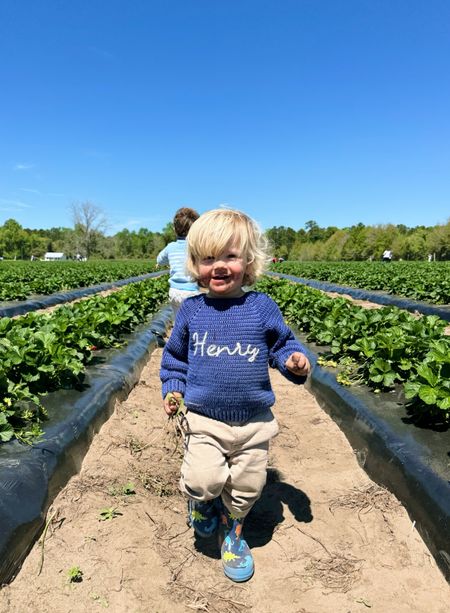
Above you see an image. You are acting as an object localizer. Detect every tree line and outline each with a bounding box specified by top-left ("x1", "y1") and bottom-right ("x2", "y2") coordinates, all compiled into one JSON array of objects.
[
  {"x1": 0, "y1": 205, "x2": 449, "y2": 261},
  {"x1": 267, "y1": 219, "x2": 450, "y2": 261}
]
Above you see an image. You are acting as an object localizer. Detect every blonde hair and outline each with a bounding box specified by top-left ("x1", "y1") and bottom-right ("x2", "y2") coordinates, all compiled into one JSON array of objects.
[{"x1": 186, "y1": 208, "x2": 270, "y2": 286}]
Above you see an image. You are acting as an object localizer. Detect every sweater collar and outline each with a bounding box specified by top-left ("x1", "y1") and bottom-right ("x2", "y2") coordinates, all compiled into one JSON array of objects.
[{"x1": 203, "y1": 291, "x2": 254, "y2": 308}]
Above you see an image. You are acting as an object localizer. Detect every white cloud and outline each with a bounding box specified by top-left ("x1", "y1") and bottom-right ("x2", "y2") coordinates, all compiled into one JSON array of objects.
[
  {"x1": 14, "y1": 163, "x2": 35, "y2": 171},
  {"x1": 0, "y1": 198, "x2": 32, "y2": 208},
  {"x1": 19, "y1": 188, "x2": 41, "y2": 194}
]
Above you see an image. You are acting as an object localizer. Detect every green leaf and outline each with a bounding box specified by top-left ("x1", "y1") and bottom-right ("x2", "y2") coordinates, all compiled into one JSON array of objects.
[
  {"x1": 437, "y1": 396, "x2": 450, "y2": 411},
  {"x1": 404, "y1": 381, "x2": 421, "y2": 399},
  {"x1": 418, "y1": 385, "x2": 438, "y2": 405},
  {"x1": 416, "y1": 364, "x2": 439, "y2": 387},
  {"x1": 382, "y1": 372, "x2": 397, "y2": 388},
  {"x1": 398, "y1": 358, "x2": 413, "y2": 371},
  {"x1": 0, "y1": 413, "x2": 14, "y2": 441}
]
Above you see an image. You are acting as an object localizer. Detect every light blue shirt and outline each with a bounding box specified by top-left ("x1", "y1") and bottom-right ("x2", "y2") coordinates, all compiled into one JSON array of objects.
[{"x1": 157, "y1": 239, "x2": 199, "y2": 291}]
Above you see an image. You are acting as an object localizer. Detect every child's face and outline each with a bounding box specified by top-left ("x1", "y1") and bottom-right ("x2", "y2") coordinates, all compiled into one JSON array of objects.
[{"x1": 198, "y1": 241, "x2": 246, "y2": 299}]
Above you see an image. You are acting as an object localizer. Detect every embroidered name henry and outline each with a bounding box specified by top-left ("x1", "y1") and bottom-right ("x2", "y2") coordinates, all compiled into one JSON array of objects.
[{"x1": 192, "y1": 331, "x2": 260, "y2": 363}]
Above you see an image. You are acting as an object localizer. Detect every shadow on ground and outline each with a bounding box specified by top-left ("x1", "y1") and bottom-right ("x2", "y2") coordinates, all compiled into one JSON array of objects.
[{"x1": 193, "y1": 468, "x2": 312, "y2": 559}]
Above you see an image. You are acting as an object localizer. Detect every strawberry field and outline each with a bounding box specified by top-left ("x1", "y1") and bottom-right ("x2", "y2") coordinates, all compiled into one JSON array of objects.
[
  {"x1": 257, "y1": 276, "x2": 450, "y2": 425},
  {"x1": 0, "y1": 260, "x2": 158, "y2": 301},
  {"x1": 0, "y1": 265, "x2": 449, "y2": 587},
  {"x1": 1, "y1": 266, "x2": 448, "y2": 443},
  {"x1": 0, "y1": 275, "x2": 168, "y2": 443},
  {"x1": 272, "y1": 260, "x2": 450, "y2": 305}
]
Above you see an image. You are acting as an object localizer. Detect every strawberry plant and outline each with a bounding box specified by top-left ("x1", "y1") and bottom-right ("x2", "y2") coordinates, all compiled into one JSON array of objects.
[
  {"x1": 0, "y1": 275, "x2": 168, "y2": 442},
  {"x1": 256, "y1": 276, "x2": 450, "y2": 422},
  {"x1": 0, "y1": 412, "x2": 14, "y2": 442},
  {"x1": 0, "y1": 260, "x2": 159, "y2": 301},
  {"x1": 404, "y1": 340, "x2": 450, "y2": 419},
  {"x1": 272, "y1": 260, "x2": 450, "y2": 305}
]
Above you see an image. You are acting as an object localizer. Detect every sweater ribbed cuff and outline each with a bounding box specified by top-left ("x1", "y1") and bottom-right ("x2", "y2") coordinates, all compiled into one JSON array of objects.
[{"x1": 162, "y1": 379, "x2": 186, "y2": 398}]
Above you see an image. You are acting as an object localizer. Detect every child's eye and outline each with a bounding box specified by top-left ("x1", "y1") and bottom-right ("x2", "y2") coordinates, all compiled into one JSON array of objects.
[{"x1": 227, "y1": 253, "x2": 238, "y2": 260}]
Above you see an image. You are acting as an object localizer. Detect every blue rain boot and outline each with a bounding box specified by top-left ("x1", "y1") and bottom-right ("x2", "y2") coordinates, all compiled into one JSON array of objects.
[
  {"x1": 187, "y1": 498, "x2": 219, "y2": 538},
  {"x1": 220, "y1": 507, "x2": 254, "y2": 582}
]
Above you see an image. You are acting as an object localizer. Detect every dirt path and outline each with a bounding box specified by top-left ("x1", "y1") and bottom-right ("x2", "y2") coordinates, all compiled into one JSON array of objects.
[{"x1": 1, "y1": 347, "x2": 449, "y2": 613}]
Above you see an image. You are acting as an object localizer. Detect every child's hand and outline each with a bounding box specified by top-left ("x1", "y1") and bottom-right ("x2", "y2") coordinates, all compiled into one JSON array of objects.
[
  {"x1": 164, "y1": 392, "x2": 184, "y2": 416},
  {"x1": 285, "y1": 352, "x2": 311, "y2": 377}
]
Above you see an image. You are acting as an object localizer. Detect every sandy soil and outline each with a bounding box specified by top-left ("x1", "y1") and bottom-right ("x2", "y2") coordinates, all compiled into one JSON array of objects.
[{"x1": 1, "y1": 346, "x2": 449, "y2": 613}]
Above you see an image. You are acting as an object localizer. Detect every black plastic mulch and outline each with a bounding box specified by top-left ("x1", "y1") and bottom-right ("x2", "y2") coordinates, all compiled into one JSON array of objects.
[{"x1": 0, "y1": 306, "x2": 172, "y2": 585}]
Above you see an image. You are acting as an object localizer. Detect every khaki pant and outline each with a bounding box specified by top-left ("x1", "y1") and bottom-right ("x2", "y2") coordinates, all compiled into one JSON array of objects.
[
  {"x1": 169, "y1": 288, "x2": 201, "y2": 316},
  {"x1": 180, "y1": 409, "x2": 279, "y2": 518}
]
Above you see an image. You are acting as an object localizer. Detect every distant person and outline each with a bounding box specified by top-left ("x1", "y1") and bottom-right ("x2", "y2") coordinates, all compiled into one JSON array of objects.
[
  {"x1": 382, "y1": 249, "x2": 393, "y2": 262},
  {"x1": 428, "y1": 253, "x2": 433, "y2": 262},
  {"x1": 157, "y1": 207, "x2": 200, "y2": 315},
  {"x1": 160, "y1": 208, "x2": 311, "y2": 582}
]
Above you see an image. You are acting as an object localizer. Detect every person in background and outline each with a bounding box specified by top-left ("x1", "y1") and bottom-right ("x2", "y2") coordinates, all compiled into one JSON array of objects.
[
  {"x1": 382, "y1": 249, "x2": 393, "y2": 262},
  {"x1": 160, "y1": 208, "x2": 311, "y2": 582},
  {"x1": 157, "y1": 207, "x2": 200, "y2": 315}
]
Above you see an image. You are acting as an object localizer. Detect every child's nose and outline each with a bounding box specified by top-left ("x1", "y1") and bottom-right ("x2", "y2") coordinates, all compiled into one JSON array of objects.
[{"x1": 213, "y1": 256, "x2": 227, "y2": 267}]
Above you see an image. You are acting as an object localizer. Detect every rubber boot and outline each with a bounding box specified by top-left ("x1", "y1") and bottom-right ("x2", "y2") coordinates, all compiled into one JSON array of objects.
[
  {"x1": 187, "y1": 498, "x2": 219, "y2": 538},
  {"x1": 220, "y1": 506, "x2": 254, "y2": 582}
]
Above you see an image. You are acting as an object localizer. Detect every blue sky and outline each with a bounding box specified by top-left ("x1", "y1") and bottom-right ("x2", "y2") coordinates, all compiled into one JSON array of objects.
[{"x1": 1, "y1": 0, "x2": 449, "y2": 234}]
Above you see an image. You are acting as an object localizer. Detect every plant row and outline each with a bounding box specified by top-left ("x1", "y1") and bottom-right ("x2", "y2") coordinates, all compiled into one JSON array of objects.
[
  {"x1": 0, "y1": 276, "x2": 168, "y2": 443},
  {"x1": 272, "y1": 260, "x2": 450, "y2": 305},
  {"x1": 256, "y1": 277, "x2": 450, "y2": 423},
  {"x1": 0, "y1": 260, "x2": 158, "y2": 301}
]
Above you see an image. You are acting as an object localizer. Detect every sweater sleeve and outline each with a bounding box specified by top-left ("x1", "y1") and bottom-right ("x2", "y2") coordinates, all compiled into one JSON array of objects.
[
  {"x1": 159, "y1": 302, "x2": 190, "y2": 397},
  {"x1": 260, "y1": 294, "x2": 308, "y2": 385},
  {"x1": 156, "y1": 244, "x2": 169, "y2": 266}
]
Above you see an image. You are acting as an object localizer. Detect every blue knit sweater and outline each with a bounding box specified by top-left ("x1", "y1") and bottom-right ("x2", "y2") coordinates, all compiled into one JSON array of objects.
[{"x1": 160, "y1": 291, "x2": 307, "y2": 423}]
